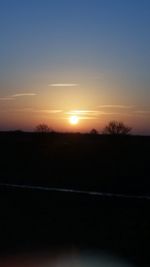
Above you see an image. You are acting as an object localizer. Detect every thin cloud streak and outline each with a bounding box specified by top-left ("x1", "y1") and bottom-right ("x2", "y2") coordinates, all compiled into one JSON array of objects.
[
  {"x1": 0, "y1": 97, "x2": 15, "y2": 101},
  {"x1": 65, "y1": 110, "x2": 120, "y2": 116},
  {"x1": 38, "y1": 109, "x2": 63, "y2": 114},
  {"x1": 98, "y1": 105, "x2": 134, "y2": 109},
  {"x1": 75, "y1": 116, "x2": 97, "y2": 120},
  {"x1": 49, "y1": 83, "x2": 78, "y2": 87},
  {"x1": 0, "y1": 93, "x2": 37, "y2": 100},
  {"x1": 11, "y1": 93, "x2": 37, "y2": 97},
  {"x1": 13, "y1": 109, "x2": 63, "y2": 114},
  {"x1": 65, "y1": 110, "x2": 100, "y2": 115}
]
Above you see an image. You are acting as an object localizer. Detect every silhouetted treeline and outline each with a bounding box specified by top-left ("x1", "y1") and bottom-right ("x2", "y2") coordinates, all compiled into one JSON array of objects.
[{"x1": 34, "y1": 120, "x2": 132, "y2": 135}]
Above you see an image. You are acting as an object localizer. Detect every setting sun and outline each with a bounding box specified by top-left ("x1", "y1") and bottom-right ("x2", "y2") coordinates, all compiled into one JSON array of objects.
[{"x1": 69, "y1": 115, "x2": 79, "y2": 125}]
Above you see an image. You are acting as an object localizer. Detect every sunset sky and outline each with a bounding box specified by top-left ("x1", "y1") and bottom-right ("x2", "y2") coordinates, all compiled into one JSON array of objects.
[{"x1": 0, "y1": 0, "x2": 150, "y2": 133}]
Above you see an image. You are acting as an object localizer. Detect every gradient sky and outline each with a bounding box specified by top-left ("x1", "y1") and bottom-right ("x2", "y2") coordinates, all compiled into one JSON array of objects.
[{"x1": 0, "y1": 0, "x2": 150, "y2": 133}]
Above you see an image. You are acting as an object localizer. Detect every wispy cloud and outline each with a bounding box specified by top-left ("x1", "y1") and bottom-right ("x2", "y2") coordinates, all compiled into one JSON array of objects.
[
  {"x1": 65, "y1": 110, "x2": 99, "y2": 115},
  {"x1": 49, "y1": 83, "x2": 78, "y2": 87},
  {"x1": 0, "y1": 97, "x2": 15, "y2": 101},
  {"x1": 98, "y1": 105, "x2": 134, "y2": 109},
  {"x1": 13, "y1": 109, "x2": 118, "y2": 117},
  {"x1": 11, "y1": 93, "x2": 37, "y2": 97},
  {"x1": 38, "y1": 109, "x2": 62, "y2": 114},
  {"x1": 0, "y1": 93, "x2": 37, "y2": 101},
  {"x1": 13, "y1": 109, "x2": 63, "y2": 114},
  {"x1": 65, "y1": 110, "x2": 119, "y2": 117},
  {"x1": 75, "y1": 116, "x2": 98, "y2": 120}
]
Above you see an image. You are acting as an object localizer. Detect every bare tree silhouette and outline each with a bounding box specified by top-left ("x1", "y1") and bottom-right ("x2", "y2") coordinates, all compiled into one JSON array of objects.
[
  {"x1": 103, "y1": 121, "x2": 131, "y2": 135},
  {"x1": 35, "y1": 124, "x2": 52, "y2": 133},
  {"x1": 90, "y1": 128, "x2": 98, "y2": 135}
]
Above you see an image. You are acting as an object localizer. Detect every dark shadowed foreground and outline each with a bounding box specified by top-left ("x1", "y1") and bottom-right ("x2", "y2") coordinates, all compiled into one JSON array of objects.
[
  {"x1": 0, "y1": 186, "x2": 150, "y2": 267},
  {"x1": 0, "y1": 132, "x2": 150, "y2": 194},
  {"x1": 0, "y1": 133, "x2": 150, "y2": 266}
]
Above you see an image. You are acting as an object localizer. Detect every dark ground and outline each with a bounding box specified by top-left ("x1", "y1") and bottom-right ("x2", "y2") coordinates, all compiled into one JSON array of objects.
[
  {"x1": 0, "y1": 132, "x2": 150, "y2": 194},
  {"x1": 0, "y1": 132, "x2": 150, "y2": 266}
]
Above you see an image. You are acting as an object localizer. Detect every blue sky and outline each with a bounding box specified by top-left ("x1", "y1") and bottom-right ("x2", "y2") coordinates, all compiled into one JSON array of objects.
[{"x1": 0, "y1": 0, "x2": 150, "y2": 133}]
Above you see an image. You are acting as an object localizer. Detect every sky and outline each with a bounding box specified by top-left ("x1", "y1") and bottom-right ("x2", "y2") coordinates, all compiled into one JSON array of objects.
[{"x1": 0, "y1": 0, "x2": 150, "y2": 133}]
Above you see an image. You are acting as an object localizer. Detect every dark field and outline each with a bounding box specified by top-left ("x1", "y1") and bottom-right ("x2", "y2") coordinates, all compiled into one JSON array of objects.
[
  {"x1": 0, "y1": 132, "x2": 150, "y2": 266},
  {"x1": 0, "y1": 132, "x2": 150, "y2": 194}
]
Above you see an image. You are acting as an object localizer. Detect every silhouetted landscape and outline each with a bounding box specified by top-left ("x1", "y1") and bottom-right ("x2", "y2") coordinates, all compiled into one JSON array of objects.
[
  {"x1": 0, "y1": 132, "x2": 149, "y2": 194},
  {"x1": 0, "y1": 132, "x2": 150, "y2": 266}
]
